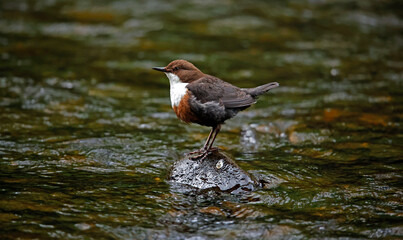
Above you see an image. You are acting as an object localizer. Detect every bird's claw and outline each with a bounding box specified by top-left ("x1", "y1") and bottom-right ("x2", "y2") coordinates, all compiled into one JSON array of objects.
[
  {"x1": 188, "y1": 149, "x2": 203, "y2": 155},
  {"x1": 188, "y1": 147, "x2": 218, "y2": 161},
  {"x1": 190, "y1": 150, "x2": 210, "y2": 161}
]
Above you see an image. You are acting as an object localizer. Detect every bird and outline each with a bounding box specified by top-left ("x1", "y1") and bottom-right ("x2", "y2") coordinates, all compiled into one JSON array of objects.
[{"x1": 152, "y1": 60, "x2": 279, "y2": 159}]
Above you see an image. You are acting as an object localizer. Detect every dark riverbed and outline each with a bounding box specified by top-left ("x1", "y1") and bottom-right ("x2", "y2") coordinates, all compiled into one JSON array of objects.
[{"x1": 1, "y1": 0, "x2": 402, "y2": 239}]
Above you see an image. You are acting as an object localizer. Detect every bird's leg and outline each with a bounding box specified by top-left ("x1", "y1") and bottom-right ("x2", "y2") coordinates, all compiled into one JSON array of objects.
[
  {"x1": 190, "y1": 125, "x2": 221, "y2": 161},
  {"x1": 205, "y1": 124, "x2": 221, "y2": 151},
  {"x1": 202, "y1": 126, "x2": 216, "y2": 150},
  {"x1": 188, "y1": 126, "x2": 216, "y2": 155}
]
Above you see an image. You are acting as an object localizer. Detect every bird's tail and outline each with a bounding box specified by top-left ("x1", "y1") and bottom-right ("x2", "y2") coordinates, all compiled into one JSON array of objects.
[{"x1": 246, "y1": 82, "x2": 279, "y2": 97}]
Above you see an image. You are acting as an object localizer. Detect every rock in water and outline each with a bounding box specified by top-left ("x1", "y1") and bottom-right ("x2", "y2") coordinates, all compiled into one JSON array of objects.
[{"x1": 169, "y1": 149, "x2": 257, "y2": 194}]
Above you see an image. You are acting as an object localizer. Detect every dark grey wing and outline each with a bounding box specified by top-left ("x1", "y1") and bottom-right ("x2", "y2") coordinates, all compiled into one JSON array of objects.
[
  {"x1": 186, "y1": 76, "x2": 221, "y2": 103},
  {"x1": 186, "y1": 75, "x2": 255, "y2": 108},
  {"x1": 221, "y1": 94, "x2": 256, "y2": 108}
]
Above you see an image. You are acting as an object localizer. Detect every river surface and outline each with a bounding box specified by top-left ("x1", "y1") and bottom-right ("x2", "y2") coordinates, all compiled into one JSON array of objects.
[{"x1": 1, "y1": 0, "x2": 402, "y2": 239}]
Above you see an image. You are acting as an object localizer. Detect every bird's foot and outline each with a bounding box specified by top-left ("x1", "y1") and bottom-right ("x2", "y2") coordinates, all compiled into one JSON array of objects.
[
  {"x1": 190, "y1": 150, "x2": 209, "y2": 161},
  {"x1": 207, "y1": 147, "x2": 218, "y2": 152},
  {"x1": 188, "y1": 149, "x2": 204, "y2": 155},
  {"x1": 189, "y1": 147, "x2": 218, "y2": 161}
]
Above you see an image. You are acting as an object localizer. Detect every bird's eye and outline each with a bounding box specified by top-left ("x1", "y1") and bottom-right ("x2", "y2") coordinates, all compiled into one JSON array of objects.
[{"x1": 174, "y1": 67, "x2": 179, "y2": 71}]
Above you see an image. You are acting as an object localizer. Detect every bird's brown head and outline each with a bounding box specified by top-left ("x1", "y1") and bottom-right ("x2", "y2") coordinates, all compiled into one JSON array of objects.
[{"x1": 152, "y1": 60, "x2": 205, "y2": 83}]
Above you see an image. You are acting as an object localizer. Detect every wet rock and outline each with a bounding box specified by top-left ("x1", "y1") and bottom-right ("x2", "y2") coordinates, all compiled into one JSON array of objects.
[{"x1": 169, "y1": 149, "x2": 257, "y2": 194}]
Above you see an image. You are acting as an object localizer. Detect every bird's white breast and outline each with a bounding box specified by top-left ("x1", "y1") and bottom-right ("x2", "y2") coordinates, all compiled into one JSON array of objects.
[{"x1": 165, "y1": 73, "x2": 188, "y2": 108}]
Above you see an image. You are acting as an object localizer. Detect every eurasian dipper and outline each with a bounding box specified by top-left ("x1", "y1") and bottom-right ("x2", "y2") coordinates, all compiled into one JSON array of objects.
[{"x1": 153, "y1": 60, "x2": 279, "y2": 159}]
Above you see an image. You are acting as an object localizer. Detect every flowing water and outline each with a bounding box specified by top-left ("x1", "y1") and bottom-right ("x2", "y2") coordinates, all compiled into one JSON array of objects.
[{"x1": 1, "y1": 0, "x2": 402, "y2": 239}]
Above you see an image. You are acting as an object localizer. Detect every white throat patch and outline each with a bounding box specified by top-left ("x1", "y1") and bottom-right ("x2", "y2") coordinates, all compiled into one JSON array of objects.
[{"x1": 165, "y1": 73, "x2": 188, "y2": 108}]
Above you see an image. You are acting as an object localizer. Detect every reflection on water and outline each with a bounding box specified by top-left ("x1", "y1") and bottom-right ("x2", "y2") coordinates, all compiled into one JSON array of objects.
[{"x1": 1, "y1": 0, "x2": 402, "y2": 239}]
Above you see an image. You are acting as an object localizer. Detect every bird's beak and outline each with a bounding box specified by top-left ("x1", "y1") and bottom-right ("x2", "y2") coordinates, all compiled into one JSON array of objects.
[{"x1": 152, "y1": 67, "x2": 168, "y2": 72}]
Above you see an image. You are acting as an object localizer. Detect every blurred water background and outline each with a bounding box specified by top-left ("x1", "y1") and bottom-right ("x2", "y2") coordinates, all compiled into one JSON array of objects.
[{"x1": 0, "y1": 0, "x2": 402, "y2": 239}]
